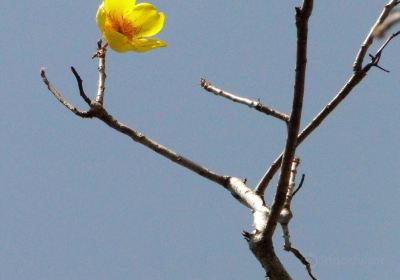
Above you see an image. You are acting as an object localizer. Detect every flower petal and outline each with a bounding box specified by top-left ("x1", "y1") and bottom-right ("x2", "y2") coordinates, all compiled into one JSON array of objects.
[
  {"x1": 128, "y1": 3, "x2": 165, "y2": 37},
  {"x1": 129, "y1": 38, "x2": 167, "y2": 52},
  {"x1": 104, "y1": 0, "x2": 134, "y2": 14},
  {"x1": 103, "y1": 30, "x2": 135, "y2": 52},
  {"x1": 96, "y1": 3, "x2": 107, "y2": 31}
]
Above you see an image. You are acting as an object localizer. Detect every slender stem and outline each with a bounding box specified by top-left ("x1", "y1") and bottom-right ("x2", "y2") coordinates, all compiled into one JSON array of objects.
[
  {"x1": 264, "y1": 0, "x2": 313, "y2": 240},
  {"x1": 200, "y1": 78, "x2": 290, "y2": 123},
  {"x1": 92, "y1": 107, "x2": 230, "y2": 186},
  {"x1": 95, "y1": 47, "x2": 106, "y2": 104},
  {"x1": 41, "y1": 46, "x2": 230, "y2": 190},
  {"x1": 40, "y1": 69, "x2": 92, "y2": 118},
  {"x1": 71, "y1": 66, "x2": 91, "y2": 106}
]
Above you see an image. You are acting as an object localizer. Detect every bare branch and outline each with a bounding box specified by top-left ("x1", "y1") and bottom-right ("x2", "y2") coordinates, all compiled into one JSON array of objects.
[
  {"x1": 281, "y1": 216, "x2": 317, "y2": 280},
  {"x1": 92, "y1": 105, "x2": 230, "y2": 186},
  {"x1": 95, "y1": 43, "x2": 107, "y2": 105},
  {"x1": 279, "y1": 159, "x2": 316, "y2": 280},
  {"x1": 353, "y1": 0, "x2": 400, "y2": 72},
  {"x1": 263, "y1": 0, "x2": 313, "y2": 241},
  {"x1": 40, "y1": 69, "x2": 92, "y2": 118},
  {"x1": 41, "y1": 45, "x2": 235, "y2": 193},
  {"x1": 281, "y1": 227, "x2": 318, "y2": 280},
  {"x1": 244, "y1": 2, "x2": 313, "y2": 279},
  {"x1": 200, "y1": 78, "x2": 290, "y2": 123},
  {"x1": 287, "y1": 246, "x2": 317, "y2": 280},
  {"x1": 70, "y1": 66, "x2": 91, "y2": 106},
  {"x1": 255, "y1": 11, "x2": 400, "y2": 196},
  {"x1": 227, "y1": 177, "x2": 270, "y2": 213}
]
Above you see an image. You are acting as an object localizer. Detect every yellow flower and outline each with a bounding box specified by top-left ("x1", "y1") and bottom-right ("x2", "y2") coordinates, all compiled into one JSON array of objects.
[{"x1": 96, "y1": 0, "x2": 166, "y2": 53}]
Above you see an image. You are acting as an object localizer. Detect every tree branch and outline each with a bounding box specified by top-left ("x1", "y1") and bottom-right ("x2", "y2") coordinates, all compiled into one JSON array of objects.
[
  {"x1": 283, "y1": 157, "x2": 300, "y2": 210},
  {"x1": 280, "y1": 159, "x2": 317, "y2": 280},
  {"x1": 94, "y1": 40, "x2": 107, "y2": 105},
  {"x1": 353, "y1": 0, "x2": 400, "y2": 72},
  {"x1": 245, "y1": 2, "x2": 313, "y2": 279},
  {"x1": 200, "y1": 78, "x2": 290, "y2": 123},
  {"x1": 255, "y1": 6, "x2": 400, "y2": 196},
  {"x1": 264, "y1": 0, "x2": 313, "y2": 241},
  {"x1": 40, "y1": 69, "x2": 93, "y2": 118}
]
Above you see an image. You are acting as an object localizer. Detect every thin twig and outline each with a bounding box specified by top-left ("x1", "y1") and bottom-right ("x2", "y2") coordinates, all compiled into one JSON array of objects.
[
  {"x1": 353, "y1": 0, "x2": 400, "y2": 72},
  {"x1": 200, "y1": 78, "x2": 290, "y2": 123},
  {"x1": 370, "y1": 30, "x2": 400, "y2": 69},
  {"x1": 279, "y1": 159, "x2": 316, "y2": 280},
  {"x1": 70, "y1": 67, "x2": 91, "y2": 106},
  {"x1": 291, "y1": 174, "x2": 305, "y2": 198},
  {"x1": 40, "y1": 69, "x2": 92, "y2": 118},
  {"x1": 284, "y1": 241, "x2": 318, "y2": 280},
  {"x1": 255, "y1": 19, "x2": 400, "y2": 196},
  {"x1": 41, "y1": 45, "x2": 230, "y2": 190},
  {"x1": 94, "y1": 106, "x2": 230, "y2": 186}
]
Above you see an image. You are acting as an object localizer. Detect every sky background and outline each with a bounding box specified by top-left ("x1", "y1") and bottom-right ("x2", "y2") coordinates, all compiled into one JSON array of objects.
[{"x1": 1, "y1": 1, "x2": 399, "y2": 279}]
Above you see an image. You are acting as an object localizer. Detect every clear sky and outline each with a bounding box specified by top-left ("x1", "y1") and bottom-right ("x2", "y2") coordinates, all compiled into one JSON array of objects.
[{"x1": 1, "y1": 1, "x2": 399, "y2": 279}]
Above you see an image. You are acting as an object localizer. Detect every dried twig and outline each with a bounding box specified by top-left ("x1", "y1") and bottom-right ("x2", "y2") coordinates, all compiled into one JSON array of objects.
[
  {"x1": 279, "y1": 159, "x2": 316, "y2": 280},
  {"x1": 41, "y1": 45, "x2": 285, "y2": 216},
  {"x1": 71, "y1": 66, "x2": 91, "y2": 106},
  {"x1": 42, "y1": 46, "x2": 230, "y2": 188},
  {"x1": 40, "y1": 69, "x2": 92, "y2": 118},
  {"x1": 291, "y1": 174, "x2": 305, "y2": 198},
  {"x1": 200, "y1": 78, "x2": 290, "y2": 123},
  {"x1": 285, "y1": 243, "x2": 318, "y2": 280}
]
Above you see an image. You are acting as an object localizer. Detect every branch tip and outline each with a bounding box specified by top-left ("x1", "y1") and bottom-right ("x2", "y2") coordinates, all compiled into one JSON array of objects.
[
  {"x1": 201, "y1": 78, "x2": 289, "y2": 122},
  {"x1": 70, "y1": 66, "x2": 92, "y2": 105},
  {"x1": 292, "y1": 174, "x2": 305, "y2": 198}
]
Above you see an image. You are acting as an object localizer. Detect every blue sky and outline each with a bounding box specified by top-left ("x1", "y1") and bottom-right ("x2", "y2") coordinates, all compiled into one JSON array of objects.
[{"x1": 1, "y1": 1, "x2": 399, "y2": 279}]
